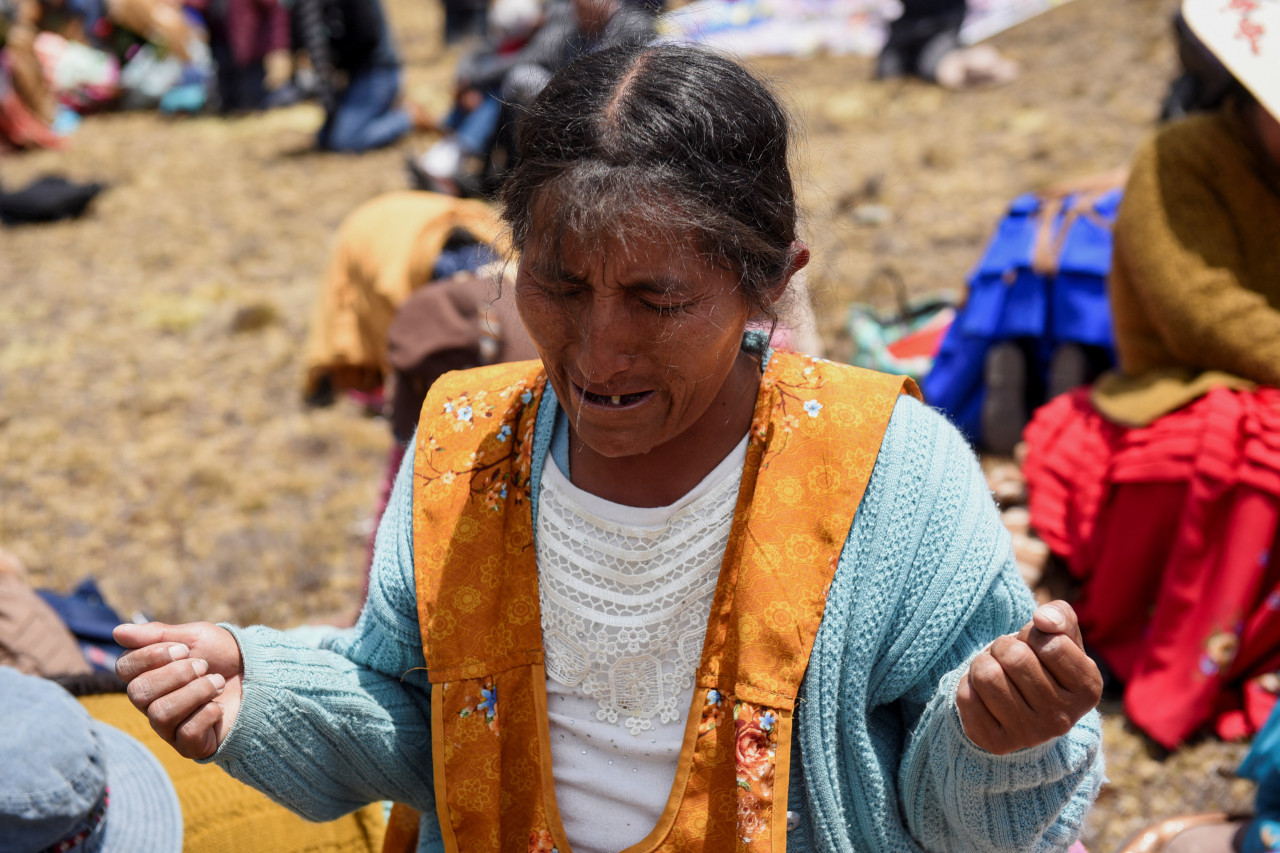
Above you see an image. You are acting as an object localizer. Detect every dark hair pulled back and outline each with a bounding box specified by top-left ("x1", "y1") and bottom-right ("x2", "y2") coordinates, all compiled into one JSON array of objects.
[{"x1": 499, "y1": 43, "x2": 799, "y2": 317}]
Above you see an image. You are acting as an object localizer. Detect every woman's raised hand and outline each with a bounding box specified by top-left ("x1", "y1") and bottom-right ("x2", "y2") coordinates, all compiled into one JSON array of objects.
[
  {"x1": 956, "y1": 601, "x2": 1103, "y2": 755},
  {"x1": 114, "y1": 622, "x2": 244, "y2": 760}
]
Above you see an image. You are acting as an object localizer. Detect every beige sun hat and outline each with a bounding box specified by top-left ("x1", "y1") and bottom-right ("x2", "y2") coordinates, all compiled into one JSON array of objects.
[{"x1": 1183, "y1": 0, "x2": 1280, "y2": 120}]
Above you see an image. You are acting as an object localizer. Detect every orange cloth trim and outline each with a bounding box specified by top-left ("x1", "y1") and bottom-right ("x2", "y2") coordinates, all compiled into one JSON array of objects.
[
  {"x1": 429, "y1": 689, "x2": 461, "y2": 853},
  {"x1": 770, "y1": 714, "x2": 794, "y2": 853},
  {"x1": 411, "y1": 360, "x2": 547, "y2": 683},
  {"x1": 616, "y1": 684, "x2": 709, "y2": 853},
  {"x1": 699, "y1": 362, "x2": 920, "y2": 710},
  {"x1": 533, "y1": 665, "x2": 575, "y2": 853},
  {"x1": 382, "y1": 805, "x2": 420, "y2": 853},
  {"x1": 410, "y1": 352, "x2": 915, "y2": 852}
]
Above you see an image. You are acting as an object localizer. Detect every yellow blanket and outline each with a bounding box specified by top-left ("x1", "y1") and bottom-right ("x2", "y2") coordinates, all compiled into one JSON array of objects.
[{"x1": 80, "y1": 693, "x2": 385, "y2": 853}]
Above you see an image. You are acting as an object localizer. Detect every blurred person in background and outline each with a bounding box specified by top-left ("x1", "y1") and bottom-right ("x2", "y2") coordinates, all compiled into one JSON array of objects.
[
  {"x1": 199, "y1": 0, "x2": 293, "y2": 112},
  {"x1": 875, "y1": 0, "x2": 1018, "y2": 90},
  {"x1": 103, "y1": 0, "x2": 199, "y2": 60},
  {"x1": 0, "y1": 549, "x2": 384, "y2": 853},
  {"x1": 1, "y1": 0, "x2": 60, "y2": 131},
  {"x1": 1022, "y1": 0, "x2": 1280, "y2": 753},
  {"x1": 292, "y1": 0, "x2": 432, "y2": 152},
  {"x1": 409, "y1": 0, "x2": 655, "y2": 195},
  {"x1": 407, "y1": 0, "x2": 546, "y2": 196}
]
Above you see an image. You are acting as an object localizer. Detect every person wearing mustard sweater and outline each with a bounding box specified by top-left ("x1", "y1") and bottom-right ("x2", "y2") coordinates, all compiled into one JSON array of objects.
[{"x1": 1097, "y1": 100, "x2": 1280, "y2": 425}]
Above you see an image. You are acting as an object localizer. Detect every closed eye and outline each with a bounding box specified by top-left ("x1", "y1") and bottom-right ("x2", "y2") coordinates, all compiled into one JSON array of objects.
[
  {"x1": 639, "y1": 299, "x2": 691, "y2": 316},
  {"x1": 630, "y1": 276, "x2": 699, "y2": 317}
]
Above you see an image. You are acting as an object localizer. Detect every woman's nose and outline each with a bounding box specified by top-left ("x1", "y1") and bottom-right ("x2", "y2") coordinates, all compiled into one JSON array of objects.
[{"x1": 575, "y1": 296, "x2": 637, "y2": 379}]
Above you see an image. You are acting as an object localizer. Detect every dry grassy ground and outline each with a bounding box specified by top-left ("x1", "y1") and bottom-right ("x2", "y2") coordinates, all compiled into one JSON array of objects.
[{"x1": 0, "y1": 0, "x2": 1259, "y2": 847}]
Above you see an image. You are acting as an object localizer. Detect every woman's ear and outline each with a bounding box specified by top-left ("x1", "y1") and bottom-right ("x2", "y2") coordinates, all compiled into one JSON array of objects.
[
  {"x1": 786, "y1": 241, "x2": 811, "y2": 279},
  {"x1": 765, "y1": 241, "x2": 810, "y2": 305}
]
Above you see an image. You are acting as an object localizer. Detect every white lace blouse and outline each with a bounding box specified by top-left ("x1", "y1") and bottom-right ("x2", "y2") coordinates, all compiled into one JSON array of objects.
[{"x1": 536, "y1": 436, "x2": 749, "y2": 853}]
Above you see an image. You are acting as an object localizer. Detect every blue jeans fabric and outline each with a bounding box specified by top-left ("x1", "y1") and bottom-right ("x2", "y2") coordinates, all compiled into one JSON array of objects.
[
  {"x1": 318, "y1": 65, "x2": 411, "y2": 152},
  {"x1": 443, "y1": 91, "x2": 502, "y2": 156}
]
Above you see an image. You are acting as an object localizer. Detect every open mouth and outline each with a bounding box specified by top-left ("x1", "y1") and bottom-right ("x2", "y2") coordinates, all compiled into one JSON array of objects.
[{"x1": 575, "y1": 386, "x2": 653, "y2": 409}]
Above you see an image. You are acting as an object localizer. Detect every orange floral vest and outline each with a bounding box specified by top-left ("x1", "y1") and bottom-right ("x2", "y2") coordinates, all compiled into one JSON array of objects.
[{"x1": 391, "y1": 351, "x2": 918, "y2": 853}]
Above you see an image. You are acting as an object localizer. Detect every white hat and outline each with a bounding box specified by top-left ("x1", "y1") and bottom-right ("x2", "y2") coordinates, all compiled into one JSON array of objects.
[{"x1": 1183, "y1": 0, "x2": 1280, "y2": 120}]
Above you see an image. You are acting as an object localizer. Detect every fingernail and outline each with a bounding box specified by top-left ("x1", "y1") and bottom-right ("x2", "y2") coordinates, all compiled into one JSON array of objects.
[
  {"x1": 169, "y1": 644, "x2": 190, "y2": 661},
  {"x1": 1038, "y1": 605, "x2": 1066, "y2": 630},
  {"x1": 191, "y1": 659, "x2": 209, "y2": 676},
  {"x1": 207, "y1": 673, "x2": 225, "y2": 693}
]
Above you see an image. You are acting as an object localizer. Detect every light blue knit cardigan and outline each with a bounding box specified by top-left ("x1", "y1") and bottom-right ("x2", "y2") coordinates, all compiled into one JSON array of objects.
[{"x1": 211, "y1": 387, "x2": 1104, "y2": 852}]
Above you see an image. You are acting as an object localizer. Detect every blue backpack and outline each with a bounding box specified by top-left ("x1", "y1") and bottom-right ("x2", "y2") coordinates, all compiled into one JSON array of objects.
[
  {"x1": 37, "y1": 578, "x2": 130, "y2": 673},
  {"x1": 922, "y1": 182, "x2": 1124, "y2": 444}
]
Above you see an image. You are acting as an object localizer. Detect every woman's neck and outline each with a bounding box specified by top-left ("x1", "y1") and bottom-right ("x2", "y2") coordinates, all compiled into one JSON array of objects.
[{"x1": 564, "y1": 350, "x2": 760, "y2": 507}]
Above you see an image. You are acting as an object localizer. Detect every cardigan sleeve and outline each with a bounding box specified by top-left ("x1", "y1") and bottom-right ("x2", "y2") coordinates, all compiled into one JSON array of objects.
[
  {"x1": 888, "y1": 402, "x2": 1104, "y2": 852},
  {"x1": 792, "y1": 396, "x2": 1103, "y2": 853},
  {"x1": 208, "y1": 446, "x2": 438, "y2": 824},
  {"x1": 894, "y1": 577, "x2": 1104, "y2": 853}
]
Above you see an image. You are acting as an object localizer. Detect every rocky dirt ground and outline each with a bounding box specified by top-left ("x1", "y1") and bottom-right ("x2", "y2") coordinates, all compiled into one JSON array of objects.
[{"x1": 0, "y1": 0, "x2": 1259, "y2": 847}]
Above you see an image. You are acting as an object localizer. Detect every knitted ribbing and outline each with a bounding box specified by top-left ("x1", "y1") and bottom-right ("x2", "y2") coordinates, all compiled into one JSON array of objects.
[
  {"x1": 790, "y1": 398, "x2": 1102, "y2": 852},
  {"x1": 209, "y1": 393, "x2": 1103, "y2": 853}
]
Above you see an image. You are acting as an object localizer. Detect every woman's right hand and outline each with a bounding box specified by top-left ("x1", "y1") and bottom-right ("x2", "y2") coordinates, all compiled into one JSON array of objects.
[{"x1": 114, "y1": 622, "x2": 243, "y2": 759}]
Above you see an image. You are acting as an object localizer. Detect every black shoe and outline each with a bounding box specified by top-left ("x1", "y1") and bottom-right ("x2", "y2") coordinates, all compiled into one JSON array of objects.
[
  {"x1": 304, "y1": 374, "x2": 336, "y2": 408},
  {"x1": 875, "y1": 43, "x2": 913, "y2": 79},
  {"x1": 1046, "y1": 343, "x2": 1088, "y2": 401},
  {"x1": 982, "y1": 342, "x2": 1028, "y2": 455}
]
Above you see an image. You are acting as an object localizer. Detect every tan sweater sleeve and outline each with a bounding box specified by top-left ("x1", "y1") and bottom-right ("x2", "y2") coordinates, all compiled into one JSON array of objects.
[{"x1": 1115, "y1": 132, "x2": 1280, "y2": 387}]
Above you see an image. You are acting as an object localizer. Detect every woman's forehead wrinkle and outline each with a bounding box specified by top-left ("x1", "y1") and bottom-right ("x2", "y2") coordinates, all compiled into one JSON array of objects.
[
  {"x1": 532, "y1": 207, "x2": 729, "y2": 304},
  {"x1": 612, "y1": 250, "x2": 700, "y2": 297},
  {"x1": 526, "y1": 255, "x2": 572, "y2": 283}
]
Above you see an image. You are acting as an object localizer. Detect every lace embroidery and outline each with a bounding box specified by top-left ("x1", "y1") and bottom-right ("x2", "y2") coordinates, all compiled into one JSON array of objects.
[{"x1": 536, "y1": 463, "x2": 740, "y2": 735}]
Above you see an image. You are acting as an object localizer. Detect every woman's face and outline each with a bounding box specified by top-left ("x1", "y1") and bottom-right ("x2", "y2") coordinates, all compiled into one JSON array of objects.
[{"x1": 515, "y1": 220, "x2": 760, "y2": 461}]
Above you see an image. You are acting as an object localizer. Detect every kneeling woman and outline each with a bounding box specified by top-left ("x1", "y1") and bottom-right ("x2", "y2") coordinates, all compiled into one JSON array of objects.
[
  {"x1": 1023, "y1": 0, "x2": 1280, "y2": 750},
  {"x1": 114, "y1": 44, "x2": 1103, "y2": 852}
]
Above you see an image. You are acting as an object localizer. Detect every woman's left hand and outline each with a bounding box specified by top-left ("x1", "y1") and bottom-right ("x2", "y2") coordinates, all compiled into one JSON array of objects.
[{"x1": 956, "y1": 600, "x2": 1103, "y2": 755}]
